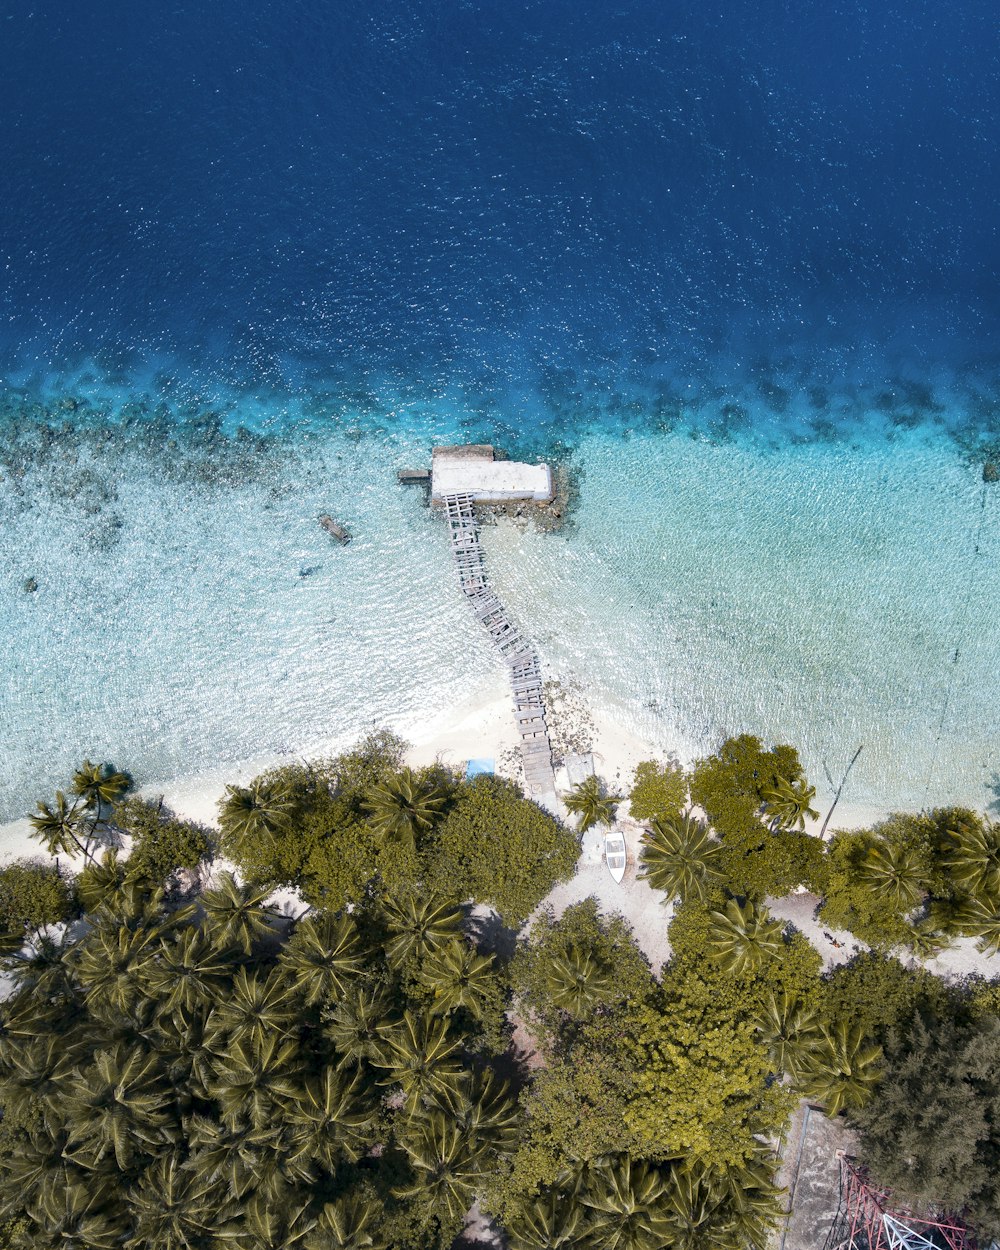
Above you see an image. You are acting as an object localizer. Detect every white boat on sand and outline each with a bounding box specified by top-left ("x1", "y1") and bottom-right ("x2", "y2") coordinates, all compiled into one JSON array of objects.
[{"x1": 604, "y1": 830, "x2": 627, "y2": 883}]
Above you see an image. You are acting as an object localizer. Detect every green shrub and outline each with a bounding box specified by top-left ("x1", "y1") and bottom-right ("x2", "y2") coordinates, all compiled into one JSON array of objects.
[
  {"x1": 113, "y1": 797, "x2": 211, "y2": 883},
  {"x1": 689, "y1": 734, "x2": 805, "y2": 835},
  {"x1": 628, "y1": 760, "x2": 688, "y2": 822},
  {"x1": 511, "y1": 898, "x2": 655, "y2": 1043},
  {"x1": 0, "y1": 860, "x2": 74, "y2": 941},
  {"x1": 427, "y1": 776, "x2": 578, "y2": 927},
  {"x1": 820, "y1": 952, "x2": 954, "y2": 1044}
]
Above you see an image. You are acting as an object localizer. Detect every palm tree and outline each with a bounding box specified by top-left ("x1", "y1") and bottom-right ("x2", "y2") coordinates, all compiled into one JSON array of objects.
[
  {"x1": 71, "y1": 920, "x2": 163, "y2": 1013},
  {"x1": 185, "y1": 1112, "x2": 277, "y2": 1202},
  {"x1": 417, "y1": 937, "x2": 495, "y2": 1018},
  {"x1": 62, "y1": 1043, "x2": 177, "y2": 1170},
  {"x1": 27, "y1": 1173, "x2": 122, "y2": 1250},
  {"x1": 200, "y1": 871, "x2": 275, "y2": 954},
  {"x1": 579, "y1": 1156, "x2": 674, "y2": 1250},
  {"x1": 218, "y1": 777, "x2": 297, "y2": 854},
  {"x1": 1, "y1": 933, "x2": 74, "y2": 1000},
  {"x1": 208, "y1": 1033, "x2": 302, "y2": 1132},
  {"x1": 381, "y1": 892, "x2": 464, "y2": 967},
  {"x1": 951, "y1": 893, "x2": 1000, "y2": 955},
  {"x1": 278, "y1": 911, "x2": 366, "y2": 1006},
  {"x1": 71, "y1": 759, "x2": 130, "y2": 815},
  {"x1": 658, "y1": 1162, "x2": 728, "y2": 1246},
  {"x1": 706, "y1": 899, "x2": 785, "y2": 977},
  {"x1": 393, "y1": 1109, "x2": 491, "y2": 1222},
  {"x1": 506, "y1": 1190, "x2": 584, "y2": 1249},
  {"x1": 144, "y1": 925, "x2": 234, "y2": 1017},
  {"x1": 563, "y1": 776, "x2": 620, "y2": 834},
  {"x1": 362, "y1": 767, "x2": 449, "y2": 848},
  {"x1": 796, "y1": 1019, "x2": 883, "y2": 1116},
  {"x1": 942, "y1": 817, "x2": 1000, "y2": 900},
  {"x1": 206, "y1": 966, "x2": 296, "y2": 1056},
  {"x1": 710, "y1": 1152, "x2": 786, "y2": 1247},
  {"x1": 753, "y1": 990, "x2": 822, "y2": 1078},
  {"x1": 124, "y1": 1149, "x2": 244, "y2": 1250},
  {"x1": 374, "y1": 1010, "x2": 466, "y2": 1110},
  {"x1": 282, "y1": 1066, "x2": 372, "y2": 1172},
  {"x1": 638, "y1": 811, "x2": 722, "y2": 902},
  {"x1": 75, "y1": 849, "x2": 133, "y2": 912},
  {"x1": 324, "y1": 984, "x2": 397, "y2": 1068},
  {"x1": 429, "y1": 1070, "x2": 521, "y2": 1153},
  {"x1": 305, "y1": 1192, "x2": 388, "y2": 1250},
  {"x1": 759, "y1": 775, "x2": 818, "y2": 832},
  {"x1": 244, "y1": 1192, "x2": 316, "y2": 1250},
  {"x1": 857, "y1": 842, "x2": 928, "y2": 913},
  {"x1": 544, "y1": 943, "x2": 615, "y2": 1016},
  {"x1": 903, "y1": 916, "x2": 948, "y2": 958},
  {"x1": 28, "y1": 790, "x2": 92, "y2": 861}
]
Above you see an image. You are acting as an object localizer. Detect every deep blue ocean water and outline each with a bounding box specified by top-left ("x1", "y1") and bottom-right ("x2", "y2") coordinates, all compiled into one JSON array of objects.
[
  {"x1": 2, "y1": 1, "x2": 999, "y2": 820},
  {"x1": 2, "y1": 0, "x2": 999, "y2": 442}
]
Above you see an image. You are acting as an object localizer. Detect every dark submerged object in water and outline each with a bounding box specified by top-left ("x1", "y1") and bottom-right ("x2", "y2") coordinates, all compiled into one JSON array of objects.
[{"x1": 318, "y1": 514, "x2": 351, "y2": 544}]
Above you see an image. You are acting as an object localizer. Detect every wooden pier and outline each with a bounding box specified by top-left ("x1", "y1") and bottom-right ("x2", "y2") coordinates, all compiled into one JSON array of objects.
[{"x1": 441, "y1": 493, "x2": 556, "y2": 800}]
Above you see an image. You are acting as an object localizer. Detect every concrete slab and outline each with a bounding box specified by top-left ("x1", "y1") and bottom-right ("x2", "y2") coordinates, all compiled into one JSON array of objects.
[
  {"x1": 432, "y1": 445, "x2": 553, "y2": 502},
  {"x1": 774, "y1": 1101, "x2": 857, "y2": 1250}
]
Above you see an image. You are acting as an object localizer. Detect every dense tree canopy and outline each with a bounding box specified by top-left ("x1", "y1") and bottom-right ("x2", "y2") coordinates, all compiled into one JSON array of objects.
[
  {"x1": 852, "y1": 1012, "x2": 1000, "y2": 1240},
  {"x1": 0, "y1": 880, "x2": 516, "y2": 1250},
  {"x1": 6, "y1": 739, "x2": 999, "y2": 1249}
]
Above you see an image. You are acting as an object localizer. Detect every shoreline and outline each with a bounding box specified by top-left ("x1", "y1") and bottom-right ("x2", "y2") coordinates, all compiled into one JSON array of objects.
[{"x1": 0, "y1": 682, "x2": 898, "y2": 868}]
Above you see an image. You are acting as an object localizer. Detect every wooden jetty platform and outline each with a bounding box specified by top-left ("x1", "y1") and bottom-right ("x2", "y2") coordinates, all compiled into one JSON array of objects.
[{"x1": 441, "y1": 492, "x2": 556, "y2": 800}]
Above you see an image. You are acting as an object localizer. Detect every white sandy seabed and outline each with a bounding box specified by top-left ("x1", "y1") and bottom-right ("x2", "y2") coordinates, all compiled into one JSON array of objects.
[{"x1": 1, "y1": 420, "x2": 998, "y2": 844}]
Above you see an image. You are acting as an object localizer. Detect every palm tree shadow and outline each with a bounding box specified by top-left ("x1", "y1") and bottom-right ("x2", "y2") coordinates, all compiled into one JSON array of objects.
[
  {"x1": 987, "y1": 773, "x2": 1000, "y2": 815},
  {"x1": 488, "y1": 1041, "x2": 534, "y2": 1098},
  {"x1": 466, "y1": 907, "x2": 519, "y2": 966}
]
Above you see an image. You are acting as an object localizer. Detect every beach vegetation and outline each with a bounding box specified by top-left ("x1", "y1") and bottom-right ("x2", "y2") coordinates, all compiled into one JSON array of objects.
[
  {"x1": 852, "y1": 1010, "x2": 1000, "y2": 1240},
  {"x1": 28, "y1": 761, "x2": 132, "y2": 865},
  {"x1": 362, "y1": 766, "x2": 451, "y2": 849},
  {"x1": 426, "y1": 775, "x2": 579, "y2": 926},
  {"x1": 111, "y1": 796, "x2": 211, "y2": 885},
  {"x1": 759, "y1": 774, "x2": 819, "y2": 832},
  {"x1": 819, "y1": 952, "x2": 954, "y2": 1045},
  {"x1": 688, "y1": 735, "x2": 823, "y2": 899},
  {"x1": 0, "y1": 860, "x2": 74, "y2": 947},
  {"x1": 705, "y1": 898, "x2": 786, "y2": 977},
  {"x1": 216, "y1": 743, "x2": 575, "y2": 929},
  {"x1": 795, "y1": 1018, "x2": 883, "y2": 1116},
  {"x1": 511, "y1": 899, "x2": 655, "y2": 1041},
  {"x1": 637, "y1": 810, "x2": 722, "y2": 902},
  {"x1": 0, "y1": 869, "x2": 517, "y2": 1250},
  {"x1": 627, "y1": 759, "x2": 687, "y2": 823},
  {"x1": 11, "y1": 734, "x2": 1000, "y2": 1247},
  {"x1": 562, "y1": 774, "x2": 620, "y2": 833}
]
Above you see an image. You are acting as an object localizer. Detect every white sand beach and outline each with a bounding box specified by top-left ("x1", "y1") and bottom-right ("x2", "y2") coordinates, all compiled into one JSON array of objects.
[{"x1": 4, "y1": 681, "x2": 998, "y2": 985}]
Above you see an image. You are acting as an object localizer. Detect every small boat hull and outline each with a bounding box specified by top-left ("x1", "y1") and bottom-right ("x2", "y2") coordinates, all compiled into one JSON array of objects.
[{"x1": 605, "y1": 831, "x2": 627, "y2": 884}]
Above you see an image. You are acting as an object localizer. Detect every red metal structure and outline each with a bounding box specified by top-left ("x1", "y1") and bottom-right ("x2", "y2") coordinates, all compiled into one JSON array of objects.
[{"x1": 826, "y1": 1155, "x2": 979, "y2": 1250}]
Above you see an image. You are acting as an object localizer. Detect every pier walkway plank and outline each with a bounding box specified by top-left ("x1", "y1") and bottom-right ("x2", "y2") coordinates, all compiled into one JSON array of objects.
[{"x1": 441, "y1": 492, "x2": 556, "y2": 800}]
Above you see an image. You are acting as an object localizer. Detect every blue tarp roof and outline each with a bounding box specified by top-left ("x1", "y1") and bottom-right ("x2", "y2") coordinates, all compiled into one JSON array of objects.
[{"x1": 465, "y1": 757, "x2": 495, "y2": 779}]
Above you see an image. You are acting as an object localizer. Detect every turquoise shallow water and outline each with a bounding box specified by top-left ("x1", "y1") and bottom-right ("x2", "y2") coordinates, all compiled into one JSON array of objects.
[{"x1": 1, "y1": 373, "x2": 997, "y2": 821}]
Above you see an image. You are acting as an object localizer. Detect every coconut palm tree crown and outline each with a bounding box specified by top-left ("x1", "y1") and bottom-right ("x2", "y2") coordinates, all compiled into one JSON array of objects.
[
  {"x1": 796, "y1": 1019, "x2": 883, "y2": 1116},
  {"x1": 564, "y1": 775, "x2": 621, "y2": 834},
  {"x1": 759, "y1": 775, "x2": 818, "y2": 832},
  {"x1": 638, "y1": 811, "x2": 722, "y2": 903},
  {"x1": 942, "y1": 817, "x2": 1000, "y2": 900},
  {"x1": 362, "y1": 767, "x2": 449, "y2": 848},
  {"x1": 857, "y1": 841, "x2": 928, "y2": 913},
  {"x1": 218, "y1": 778, "x2": 297, "y2": 855},
  {"x1": 706, "y1": 899, "x2": 785, "y2": 977}
]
